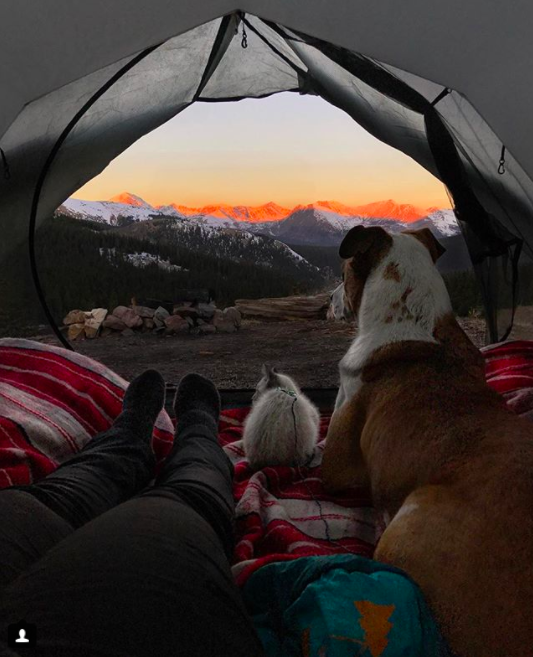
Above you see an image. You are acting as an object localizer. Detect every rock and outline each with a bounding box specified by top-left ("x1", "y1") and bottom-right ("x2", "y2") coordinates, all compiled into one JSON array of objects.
[
  {"x1": 121, "y1": 328, "x2": 135, "y2": 337},
  {"x1": 199, "y1": 324, "x2": 216, "y2": 334},
  {"x1": 100, "y1": 327, "x2": 113, "y2": 338},
  {"x1": 133, "y1": 305, "x2": 155, "y2": 319},
  {"x1": 67, "y1": 323, "x2": 85, "y2": 340},
  {"x1": 112, "y1": 305, "x2": 143, "y2": 329},
  {"x1": 173, "y1": 306, "x2": 199, "y2": 320},
  {"x1": 223, "y1": 306, "x2": 242, "y2": 328},
  {"x1": 215, "y1": 322, "x2": 236, "y2": 333},
  {"x1": 84, "y1": 308, "x2": 108, "y2": 337},
  {"x1": 235, "y1": 294, "x2": 330, "y2": 321},
  {"x1": 90, "y1": 307, "x2": 107, "y2": 323},
  {"x1": 164, "y1": 315, "x2": 189, "y2": 334},
  {"x1": 211, "y1": 309, "x2": 225, "y2": 327},
  {"x1": 134, "y1": 298, "x2": 174, "y2": 314},
  {"x1": 103, "y1": 315, "x2": 127, "y2": 331},
  {"x1": 195, "y1": 302, "x2": 216, "y2": 321},
  {"x1": 153, "y1": 306, "x2": 170, "y2": 328},
  {"x1": 84, "y1": 326, "x2": 99, "y2": 339},
  {"x1": 143, "y1": 318, "x2": 155, "y2": 330},
  {"x1": 186, "y1": 317, "x2": 195, "y2": 327},
  {"x1": 63, "y1": 310, "x2": 89, "y2": 325}
]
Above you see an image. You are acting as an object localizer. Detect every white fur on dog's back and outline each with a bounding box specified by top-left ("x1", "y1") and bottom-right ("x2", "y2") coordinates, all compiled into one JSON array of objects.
[
  {"x1": 243, "y1": 381, "x2": 320, "y2": 470},
  {"x1": 336, "y1": 233, "x2": 453, "y2": 409}
]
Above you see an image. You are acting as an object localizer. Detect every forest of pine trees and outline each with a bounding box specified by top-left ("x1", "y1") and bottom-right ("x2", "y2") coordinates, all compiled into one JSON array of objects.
[
  {"x1": 0, "y1": 214, "x2": 325, "y2": 336},
  {"x1": 1, "y1": 213, "x2": 531, "y2": 338}
]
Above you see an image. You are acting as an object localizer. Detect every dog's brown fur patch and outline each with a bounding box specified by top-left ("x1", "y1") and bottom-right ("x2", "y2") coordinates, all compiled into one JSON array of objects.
[
  {"x1": 324, "y1": 337, "x2": 533, "y2": 656},
  {"x1": 383, "y1": 262, "x2": 401, "y2": 282},
  {"x1": 340, "y1": 228, "x2": 393, "y2": 318},
  {"x1": 404, "y1": 228, "x2": 446, "y2": 263},
  {"x1": 326, "y1": 227, "x2": 532, "y2": 656}
]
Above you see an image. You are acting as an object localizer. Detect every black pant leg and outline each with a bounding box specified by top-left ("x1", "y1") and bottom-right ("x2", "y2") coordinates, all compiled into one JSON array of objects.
[
  {"x1": 0, "y1": 496, "x2": 264, "y2": 657},
  {"x1": 150, "y1": 409, "x2": 236, "y2": 559},
  {"x1": 0, "y1": 491, "x2": 73, "y2": 595},
  {"x1": 11, "y1": 410, "x2": 155, "y2": 530}
]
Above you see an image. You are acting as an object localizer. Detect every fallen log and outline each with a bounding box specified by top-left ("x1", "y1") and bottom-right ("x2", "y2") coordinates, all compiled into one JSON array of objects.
[{"x1": 235, "y1": 293, "x2": 330, "y2": 321}]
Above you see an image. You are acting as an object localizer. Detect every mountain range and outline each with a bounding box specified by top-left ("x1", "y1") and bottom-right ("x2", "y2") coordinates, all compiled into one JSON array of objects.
[{"x1": 59, "y1": 193, "x2": 460, "y2": 247}]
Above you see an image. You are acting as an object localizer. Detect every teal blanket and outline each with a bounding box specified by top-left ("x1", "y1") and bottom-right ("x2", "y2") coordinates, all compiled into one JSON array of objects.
[{"x1": 243, "y1": 555, "x2": 450, "y2": 657}]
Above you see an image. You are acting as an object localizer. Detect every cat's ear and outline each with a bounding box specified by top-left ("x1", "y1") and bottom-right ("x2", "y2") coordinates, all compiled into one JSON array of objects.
[
  {"x1": 267, "y1": 367, "x2": 278, "y2": 386},
  {"x1": 261, "y1": 364, "x2": 278, "y2": 387}
]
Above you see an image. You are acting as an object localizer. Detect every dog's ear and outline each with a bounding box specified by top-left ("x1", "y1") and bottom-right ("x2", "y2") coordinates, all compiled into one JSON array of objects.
[
  {"x1": 405, "y1": 228, "x2": 446, "y2": 263},
  {"x1": 339, "y1": 226, "x2": 392, "y2": 260}
]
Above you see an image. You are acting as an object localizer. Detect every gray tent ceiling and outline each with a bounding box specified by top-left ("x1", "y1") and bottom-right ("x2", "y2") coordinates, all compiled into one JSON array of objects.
[
  {"x1": 2, "y1": 0, "x2": 532, "y2": 174},
  {"x1": 1, "y1": 1, "x2": 532, "y2": 345}
]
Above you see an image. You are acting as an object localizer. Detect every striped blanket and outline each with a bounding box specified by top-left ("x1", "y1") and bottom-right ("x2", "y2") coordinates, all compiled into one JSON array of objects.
[{"x1": 1, "y1": 338, "x2": 532, "y2": 587}]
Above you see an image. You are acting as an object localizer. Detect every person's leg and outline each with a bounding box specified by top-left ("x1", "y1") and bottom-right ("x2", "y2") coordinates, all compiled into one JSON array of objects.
[
  {"x1": 0, "y1": 370, "x2": 165, "y2": 593},
  {"x1": 0, "y1": 375, "x2": 263, "y2": 657},
  {"x1": 145, "y1": 373, "x2": 236, "y2": 558},
  {"x1": 0, "y1": 490, "x2": 72, "y2": 594},
  {"x1": 18, "y1": 369, "x2": 165, "y2": 529}
]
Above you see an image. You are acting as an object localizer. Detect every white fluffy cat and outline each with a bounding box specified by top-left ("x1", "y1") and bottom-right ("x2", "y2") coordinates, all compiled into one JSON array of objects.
[{"x1": 243, "y1": 365, "x2": 320, "y2": 470}]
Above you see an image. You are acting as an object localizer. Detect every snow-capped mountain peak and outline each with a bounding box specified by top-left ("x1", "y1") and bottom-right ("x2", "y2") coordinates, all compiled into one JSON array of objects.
[
  {"x1": 350, "y1": 199, "x2": 428, "y2": 222},
  {"x1": 109, "y1": 192, "x2": 154, "y2": 209},
  {"x1": 57, "y1": 194, "x2": 458, "y2": 245},
  {"x1": 156, "y1": 202, "x2": 292, "y2": 223},
  {"x1": 409, "y1": 209, "x2": 459, "y2": 238}
]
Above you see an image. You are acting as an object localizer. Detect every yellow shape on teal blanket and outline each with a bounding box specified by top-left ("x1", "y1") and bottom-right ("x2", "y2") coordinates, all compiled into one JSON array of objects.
[{"x1": 354, "y1": 600, "x2": 396, "y2": 657}]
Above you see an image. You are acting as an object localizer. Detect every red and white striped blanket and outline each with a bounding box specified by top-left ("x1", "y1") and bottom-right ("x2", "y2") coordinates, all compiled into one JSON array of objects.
[
  {"x1": 0, "y1": 338, "x2": 175, "y2": 487},
  {"x1": 1, "y1": 337, "x2": 532, "y2": 587}
]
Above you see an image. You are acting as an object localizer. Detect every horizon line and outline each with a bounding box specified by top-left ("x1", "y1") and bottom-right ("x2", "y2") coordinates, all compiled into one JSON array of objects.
[{"x1": 71, "y1": 192, "x2": 453, "y2": 210}]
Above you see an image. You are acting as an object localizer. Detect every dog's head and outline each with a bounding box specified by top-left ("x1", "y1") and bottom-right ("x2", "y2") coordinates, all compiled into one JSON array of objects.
[{"x1": 337, "y1": 226, "x2": 448, "y2": 330}]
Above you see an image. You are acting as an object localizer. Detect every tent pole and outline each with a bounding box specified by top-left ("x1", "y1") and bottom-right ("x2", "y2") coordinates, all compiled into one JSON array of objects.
[{"x1": 28, "y1": 44, "x2": 161, "y2": 350}]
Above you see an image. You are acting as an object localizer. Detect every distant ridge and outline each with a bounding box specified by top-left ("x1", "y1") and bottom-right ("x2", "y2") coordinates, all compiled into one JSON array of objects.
[
  {"x1": 68, "y1": 191, "x2": 450, "y2": 224},
  {"x1": 156, "y1": 201, "x2": 291, "y2": 223},
  {"x1": 59, "y1": 192, "x2": 459, "y2": 247}
]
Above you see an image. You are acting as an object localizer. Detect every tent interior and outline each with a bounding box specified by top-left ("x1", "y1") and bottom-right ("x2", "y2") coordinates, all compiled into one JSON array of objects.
[
  {"x1": 1, "y1": 3, "x2": 533, "y2": 383},
  {"x1": 2, "y1": 9, "x2": 533, "y2": 655}
]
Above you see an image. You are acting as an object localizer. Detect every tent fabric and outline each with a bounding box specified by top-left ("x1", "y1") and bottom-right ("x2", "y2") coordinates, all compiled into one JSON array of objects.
[
  {"x1": 1, "y1": 0, "x2": 533, "y2": 175},
  {"x1": 1, "y1": 5, "x2": 533, "y2": 343}
]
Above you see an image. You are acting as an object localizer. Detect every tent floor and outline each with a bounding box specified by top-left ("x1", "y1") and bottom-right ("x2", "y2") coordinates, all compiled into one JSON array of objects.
[{"x1": 164, "y1": 386, "x2": 338, "y2": 417}]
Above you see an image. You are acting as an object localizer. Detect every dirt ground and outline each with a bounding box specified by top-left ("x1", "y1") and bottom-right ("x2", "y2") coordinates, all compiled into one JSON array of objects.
[{"x1": 50, "y1": 316, "x2": 489, "y2": 388}]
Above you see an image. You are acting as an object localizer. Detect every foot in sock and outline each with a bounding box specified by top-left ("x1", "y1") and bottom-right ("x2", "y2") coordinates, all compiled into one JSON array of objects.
[
  {"x1": 174, "y1": 373, "x2": 220, "y2": 422},
  {"x1": 117, "y1": 369, "x2": 166, "y2": 438}
]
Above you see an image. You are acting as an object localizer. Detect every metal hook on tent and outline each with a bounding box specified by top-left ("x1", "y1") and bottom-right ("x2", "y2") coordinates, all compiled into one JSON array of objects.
[
  {"x1": 498, "y1": 146, "x2": 506, "y2": 175},
  {"x1": 0, "y1": 148, "x2": 10, "y2": 180},
  {"x1": 241, "y1": 21, "x2": 248, "y2": 49}
]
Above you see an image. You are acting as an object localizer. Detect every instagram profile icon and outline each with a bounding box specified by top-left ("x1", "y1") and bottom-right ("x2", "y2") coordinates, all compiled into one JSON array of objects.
[{"x1": 7, "y1": 621, "x2": 37, "y2": 650}]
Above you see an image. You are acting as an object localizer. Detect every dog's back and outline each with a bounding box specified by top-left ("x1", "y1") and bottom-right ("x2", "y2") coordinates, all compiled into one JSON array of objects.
[{"x1": 363, "y1": 347, "x2": 533, "y2": 657}]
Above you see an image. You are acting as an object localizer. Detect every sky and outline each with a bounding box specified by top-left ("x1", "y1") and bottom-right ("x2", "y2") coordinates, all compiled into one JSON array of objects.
[{"x1": 75, "y1": 93, "x2": 450, "y2": 209}]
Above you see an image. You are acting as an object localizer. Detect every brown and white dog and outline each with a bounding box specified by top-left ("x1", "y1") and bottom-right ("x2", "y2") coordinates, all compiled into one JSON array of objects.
[{"x1": 323, "y1": 225, "x2": 533, "y2": 657}]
